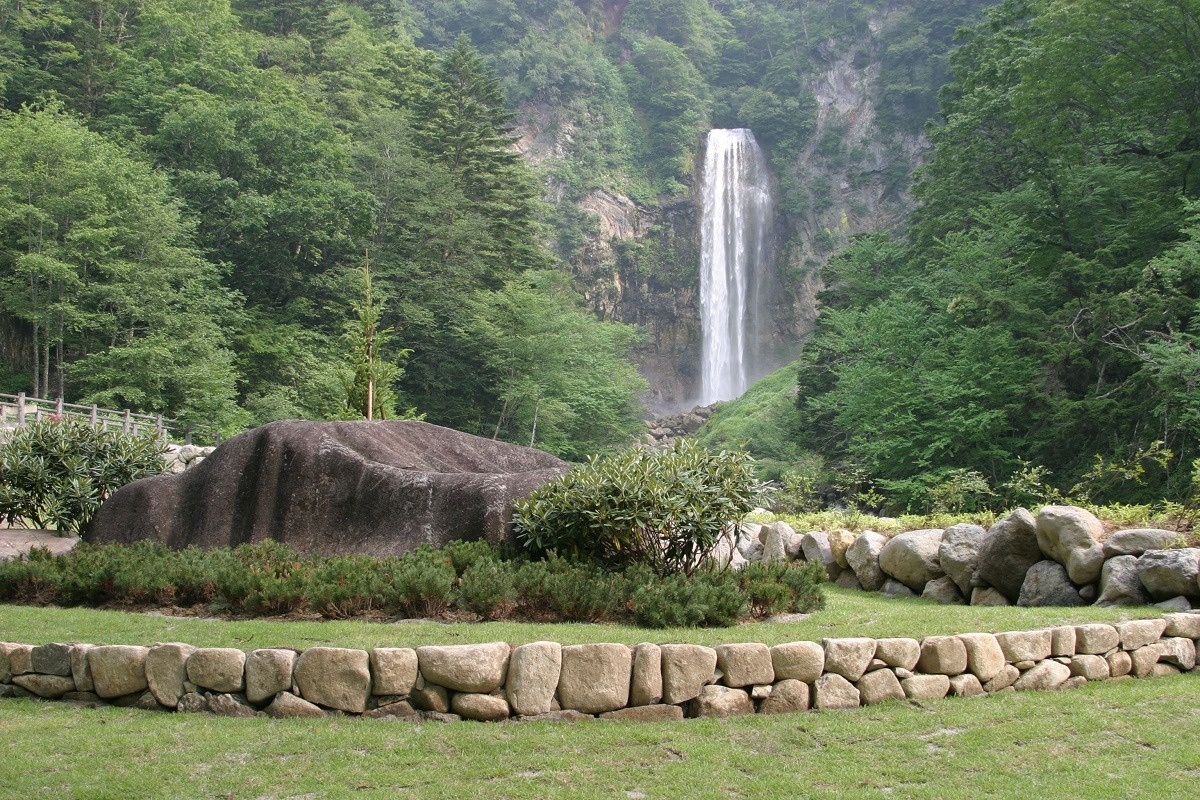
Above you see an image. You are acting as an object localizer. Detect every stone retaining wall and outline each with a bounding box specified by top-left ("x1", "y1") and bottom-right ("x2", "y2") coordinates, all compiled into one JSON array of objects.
[{"x1": 3, "y1": 612, "x2": 1197, "y2": 722}]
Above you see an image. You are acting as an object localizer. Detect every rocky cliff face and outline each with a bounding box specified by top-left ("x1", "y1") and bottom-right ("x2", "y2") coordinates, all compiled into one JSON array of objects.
[{"x1": 514, "y1": 7, "x2": 929, "y2": 415}]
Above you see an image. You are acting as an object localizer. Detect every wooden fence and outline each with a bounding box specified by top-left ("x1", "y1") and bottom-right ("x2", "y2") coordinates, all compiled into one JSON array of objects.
[{"x1": 0, "y1": 392, "x2": 198, "y2": 443}]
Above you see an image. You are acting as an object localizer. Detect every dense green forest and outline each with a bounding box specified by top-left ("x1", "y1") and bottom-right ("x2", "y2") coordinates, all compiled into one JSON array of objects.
[
  {"x1": 0, "y1": 0, "x2": 991, "y2": 459},
  {"x1": 783, "y1": 0, "x2": 1200, "y2": 510}
]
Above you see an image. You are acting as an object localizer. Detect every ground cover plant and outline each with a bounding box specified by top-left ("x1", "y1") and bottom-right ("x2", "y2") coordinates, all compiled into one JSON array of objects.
[{"x1": 0, "y1": 538, "x2": 826, "y2": 629}]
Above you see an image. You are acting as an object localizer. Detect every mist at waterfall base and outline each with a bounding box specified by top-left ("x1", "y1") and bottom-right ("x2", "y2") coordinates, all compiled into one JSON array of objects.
[{"x1": 698, "y1": 128, "x2": 775, "y2": 407}]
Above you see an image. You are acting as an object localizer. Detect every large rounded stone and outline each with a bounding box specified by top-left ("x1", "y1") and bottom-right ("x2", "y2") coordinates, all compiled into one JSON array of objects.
[
  {"x1": 629, "y1": 643, "x2": 663, "y2": 707},
  {"x1": 938, "y1": 523, "x2": 987, "y2": 596},
  {"x1": 856, "y1": 669, "x2": 904, "y2": 705},
  {"x1": 770, "y1": 641, "x2": 824, "y2": 682},
  {"x1": 416, "y1": 642, "x2": 510, "y2": 693},
  {"x1": 70, "y1": 644, "x2": 94, "y2": 693},
  {"x1": 1070, "y1": 655, "x2": 1110, "y2": 681},
  {"x1": 949, "y1": 674, "x2": 985, "y2": 697},
  {"x1": 921, "y1": 575, "x2": 965, "y2": 605},
  {"x1": 506, "y1": 641, "x2": 562, "y2": 716},
  {"x1": 973, "y1": 508, "x2": 1042, "y2": 602},
  {"x1": 12, "y1": 674, "x2": 75, "y2": 698},
  {"x1": 1164, "y1": 612, "x2": 1200, "y2": 639},
  {"x1": 828, "y1": 530, "x2": 855, "y2": 569},
  {"x1": 660, "y1": 644, "x2": 717, "y2": 705},
  {"x1": 1160, "y1": 637, "x2": 1197, "y2": 671},
  {"x1": 30, "y1": 643, "x2": 73, "y2": 677},
  {"x1": 245, "y1": 648, "x2": 297, "y2": 705},
  {"x1": 186, "y1": 647, "x2": 246, "y2": 693},
  {"x1": 714, "y1": 643, "x2": 773, "y2": 688},
  {"x1": 1035, "y1": 505, "x2": 1106, "y2": 585},
  {"x1": 846, "y1": 531, "x2": 887, "y2": 591},
  {"x1": 1104, "y1": 529, "x2": 1183, "y2": 558},
  {"x1": 822, "y1": 638, "x2": 877, "y2": 682},
  {"x1": 688, "y1": 685, "x2": 754, "y2": 717},
  {"x1": 1013, "y1": 660, "x2": 1070, "y2": 691},
  {"x1": 1074, "y1": 624, "x2": 1120, "y2": 655},
  {"x1": 874, "y1": 638, "x2": 920, "y2": 671},
  {"x1": 370, "y1": 648, "x2": 418, "y2": 697},
  {"x1": 452, "y1": 692, "x2": 510, "y2": 722},
  {"x1": 814, "y1": 673, "x2": 860, "y2": 710},
  {"x1": 557, "y1": 643, "x2": 631, "y2": 714},
  {"x1": 917, "y1": 636, "x2": 968, "y2": 676},
  {"x1": 1096, "y1": 555, "x2": 1151, "y2": 606},
  {"x1": 758, "y1": 679, "x2": 810, "y2": 715},
  {"x1": 89, "y1": 646, "x2": 150, "y2": 699},
  {"x1": 901, "y1": 674, "x2": 950, "y2": 700},
  {"x1": 146, "y1": 643, "x2": 196, "y2": 708},
  {"x1": 801, "y1": 531, "x2": 840, "y2": 579},
  {"x1": 970, "y1": 587, "x2": 1011, "y2": 606},
  {"x1": 1017, "y1": 561, "x2": 1084, "y2": 607},
  {"x1": 879, "y1": 529, "x2": 945, "y2": 593},
  {"x1": 761, "y1": 522, "x2": 790, "y2": 563},
  {"x1": 995, "y1": 630, "x2": 1052, "y2": 662},
  {"x1": 1115, "y1": 618, "x2": 1167, "y2": 650},
  {"x1": 957, "y1": 633, "x2": 1005, "y2": 683},
  {"x1": 1137, "y1": 548, "x2": 1200, "y2": 601},
  {"x1": 294, "y1": 647, "x2": 371, "y2": 713}
]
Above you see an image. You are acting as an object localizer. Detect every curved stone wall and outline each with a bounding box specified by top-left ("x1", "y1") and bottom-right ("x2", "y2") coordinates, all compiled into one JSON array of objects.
[{"x1": 2, "y1": 612, "x2": 1197, "y2": 722}]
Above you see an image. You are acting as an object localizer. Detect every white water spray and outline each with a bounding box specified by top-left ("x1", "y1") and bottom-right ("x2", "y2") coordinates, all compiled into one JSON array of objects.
[{"x1": 699, "y1": 128, "x2": 774, "y2": 405}]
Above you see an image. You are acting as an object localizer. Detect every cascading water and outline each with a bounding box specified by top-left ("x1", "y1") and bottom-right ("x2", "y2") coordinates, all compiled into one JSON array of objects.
[{"x1": 699, "y1": 128, "x2": 774, "y2": 405}]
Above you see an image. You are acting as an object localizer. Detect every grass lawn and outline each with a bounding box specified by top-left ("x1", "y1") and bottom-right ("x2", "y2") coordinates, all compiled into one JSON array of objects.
[
  {"x1": 0, "y1": 587, "x2": 1168, "y2": 650},
  {"x1": 0, "y1": 675, "x2": 1196, "y2": 798},
  {"x1": 1, "y1": 592, "x2": 1194, "y2": 798}
]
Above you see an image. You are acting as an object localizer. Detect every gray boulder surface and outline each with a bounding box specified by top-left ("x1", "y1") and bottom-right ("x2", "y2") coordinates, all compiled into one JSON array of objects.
[
  {"x1": 973, "y1": 508, "x2": 1042, "y2": 602},
  {"x1": 88, "y1": 420, "x2": 568, "y2": 555}
]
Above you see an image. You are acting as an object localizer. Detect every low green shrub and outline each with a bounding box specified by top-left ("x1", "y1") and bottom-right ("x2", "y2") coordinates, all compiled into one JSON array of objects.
[
  {"x1": 514, "y1": 439, "x2": 758, "y2": 576},
  {"x1": 0, "y1": 419, "x2": 168, "y2": 534},
  {"x1": 0, "y1": 537, "x2": 827, "y2": 628}
]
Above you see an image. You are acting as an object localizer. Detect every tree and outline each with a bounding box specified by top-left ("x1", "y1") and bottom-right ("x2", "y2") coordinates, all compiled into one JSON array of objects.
[{"x1": 337, "y1": 256, "x2": 414, "y2": 421}]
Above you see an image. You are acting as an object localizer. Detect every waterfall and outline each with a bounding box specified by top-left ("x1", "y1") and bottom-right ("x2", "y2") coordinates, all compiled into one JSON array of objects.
[{"x1": 699, "y1": 128, "x2": 774, "y2": 405}]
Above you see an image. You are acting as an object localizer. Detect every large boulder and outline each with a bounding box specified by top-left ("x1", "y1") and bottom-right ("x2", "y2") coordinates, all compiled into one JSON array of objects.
[
  {"x1": 938, "y1": 523, "x2": 987, "y2": 596},
  {"x1": 89, "y1": 421, "x2": 569, "y2": 555},
  {"x1": 973, "y1": 509, "x2": 1042, "y2": 602},
  {"x1": 1034, "y1": 505, "x2": 1106, "y2": 585},
  {"x1": 1136, "y1": 548, "x2": 1200, "y2": 601},
  {"x1": 1104, "y1": 529, "x2": 1182, "y2": 558},
  {"x1": 1095, "y1": 555, "x2": 1151, "y2": 607},
  {"x1": 1016, "y1": 561, "x2": 1085, "y2": 607},
  {"x1": 878, "y1": 529, "x2": 945, "y2": 593},
  {"x1": 846, "y1": 531, "x2": 887, "y2": 591}
]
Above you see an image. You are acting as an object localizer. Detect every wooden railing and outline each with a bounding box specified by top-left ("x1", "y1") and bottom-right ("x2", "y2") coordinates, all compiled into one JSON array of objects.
[{"x1": 0, "y1": 392, "x2": 196, "y2": 442}]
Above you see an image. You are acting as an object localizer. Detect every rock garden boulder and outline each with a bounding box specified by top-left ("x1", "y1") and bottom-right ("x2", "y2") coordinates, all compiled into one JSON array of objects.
[
  {"x1": 89, "y1": 420, "x2": 569, "y2": 556},
  {"x1": 660, "y1": 644, "x2": 717, "y2": 705},
  {"x1": 846, "y1": 531, "x2": 887, "y2": 591},
  {"x1": 938, "y1": 524, "x2": 987, "y2": 596},
  {"x1": 1034, "y1": 505, "x2": 1107, "y2": 585},
  {"x1": 878, "y1": 529, "x2": 945, "y2": 593},
  {"x1": 293, "y1": 647, "x2": 371, "y2": 713},
  {"x1": 506, "y1": 641, "x2": 562, "y2": 716},
  {"x1": 1104, "y1": 529, "x2": 1182, "y2": 558},
  {"x1": 1136, "y1": 548, "x2": 1200, "y2": 601},
  {"x1": 1017, "y1": 561, "x2": 1085, "y2": 607},
  {"x1": 973, "y1": 509, "x2": 1042, "y2": 602},
  {"x1": 557, "y1": 644, "x2": 632, "y2": 714},
  {"x1": 1095, "y1": 555, "x2": 1151, "y2": 606},
  {"x1": 417, "y1": 642, "x2": 510, "y2": 694}
]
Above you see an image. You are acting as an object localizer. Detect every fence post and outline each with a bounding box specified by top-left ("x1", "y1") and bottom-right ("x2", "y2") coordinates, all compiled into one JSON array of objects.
[
  {"x1": 16, "y1": 392, "x2": 25, "y2": 428},
  {"x1": 55, "y1": 396, "x2": 63, "y2": 417},
  {"x1": 90, "y1": 405, "x2": 98, "y2": 425},
  {"x1": 123, "y1": 408, "x2": 131, "y2": 434}
]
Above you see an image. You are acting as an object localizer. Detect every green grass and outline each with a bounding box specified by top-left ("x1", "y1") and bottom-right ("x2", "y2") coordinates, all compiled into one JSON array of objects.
[
  {"x1": 0, "y1": 675, "x2": 1196, "y2": 798},
  {"x1": 0, "y1": 587, "x2": 1166, "y2": 650}
]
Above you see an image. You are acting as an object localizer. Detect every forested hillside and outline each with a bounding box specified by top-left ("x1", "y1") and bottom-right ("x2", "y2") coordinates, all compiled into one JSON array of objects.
[
  {"x1": 785, "y1": 0, "x2": 1200, "y2": 510},
  {"x1": 0, "y1": 0, "x2": 990, "y2": 456}
]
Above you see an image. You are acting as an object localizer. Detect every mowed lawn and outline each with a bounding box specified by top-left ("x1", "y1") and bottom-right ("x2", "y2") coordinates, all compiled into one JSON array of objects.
[{"x1": 1, "y1": 590, "x2": 1196, "y2": 799}]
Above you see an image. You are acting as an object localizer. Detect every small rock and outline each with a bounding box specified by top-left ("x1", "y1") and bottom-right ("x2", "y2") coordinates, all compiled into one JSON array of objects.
[
  {"x1": 451, "y1": 692, "x2": 511, "y2": 722},
  {"x1": 759, "y1": 679, "x2": 810, "y2": 714},
  {"x1": 970, "y1": 587, "x2": 1011, "y2": 606},
  {"x1": 266, "y1": 692, "x2": 326, "y2": 718},
  {"x1": 901, "y1": 675, "x2": 950, "y2": 700},
  {"x1": 846, "y1": 531, "x2": 887, "y2": 591},
  {"x1": 948, "y1": 674, "x2": 985, "y2": 697},
  {"x1": 687, "y1": 685, "x2": 754, "y2": 717},
  {"x1": 599, "y1": 705, "x2": 684, "y2": 722},
  {"x1": 1013, "y1": 660, "x2": 1071, "y2": 691},
  {"x1": 856, "y1": 669, "x2": 905, "y2": 705},
  {"x1": 982, "y1": 665, "x2": 1020, "y2": 693}
]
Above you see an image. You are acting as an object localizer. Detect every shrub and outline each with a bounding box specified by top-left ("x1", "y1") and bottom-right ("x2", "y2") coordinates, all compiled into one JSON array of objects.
[
  {"x1": 514, "y1": 554, "x2": 626, "y2": 622},
  {"x1": 456, "y1": 559, "x2": 518, "y2": 619},
  {"x1": 379, "y1": 546, "x2": 456, "y2": 618},
  {"x1": 0, "y1": 419, "x2": 168, "y2": 534},
  {"x1": 513, "y1": 439, "x2": 758, "y2": 576},
  {"x1": 631, "y1": 571, "x2": 746, "y2": 628}
]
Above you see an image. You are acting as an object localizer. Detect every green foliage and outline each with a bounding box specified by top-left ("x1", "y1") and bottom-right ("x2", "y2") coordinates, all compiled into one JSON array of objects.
[
  {"x1": 0, "y1": 537, "x2": 826, "y2": 628},
  {"x1": 514, "y1": 439, "x2": 758, "y2": 576},
  {"x1": 0, "y1": 419, "x2": 168, "y2": 534}
]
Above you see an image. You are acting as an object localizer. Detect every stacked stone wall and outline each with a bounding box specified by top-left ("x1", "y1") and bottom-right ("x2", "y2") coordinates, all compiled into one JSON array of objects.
[{"x1": 3, "y1": 612, "x2": 1196, "y2": 722}]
